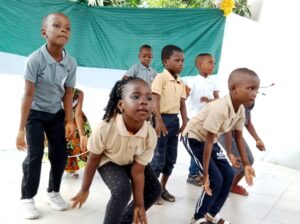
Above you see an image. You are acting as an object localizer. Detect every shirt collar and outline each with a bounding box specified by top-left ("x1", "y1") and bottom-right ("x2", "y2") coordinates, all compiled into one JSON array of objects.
[
  {"x1": 139, "y1": 63, "x2": 151, "y2": 71},
  {"x1": 116, "y1": 114, "x2": 148, "y2": 137},
  {"x1": 163, "y1": 69, "x2": 181, "y2": 84},
  {"x1": 226, "y1": 95, "x2": 244, "y2": 117},
  {"x1": 41, "y1": 44, "x2": 68, "y2": 66}
]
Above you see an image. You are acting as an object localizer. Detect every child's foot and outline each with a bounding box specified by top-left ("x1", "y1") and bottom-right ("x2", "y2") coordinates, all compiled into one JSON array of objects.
[
  {"x1": 205, "y1": 213, "x2": 231, "y2": 224},
  {"x1": 20, "y1": 199, "x2": 39, "y2": 219},
  {"x1": 187, "y1": 174, "x2": 203, "y2": 187},
  {"x1": 191, "y1": 217, "x2": 211, "y2": 224},
  {"x1": 231, "y1": 184, "x2": 249, "y2": 196},
  {"x1": 154, "y1": 196, "x2": 164, "y2": 205},
  {"x1": 70, "y1": 172, "x2": 79, "y2": 179},
  {"x1": 47, "y1": 192, "x2": 68, "y2": 211},
  {"x1": 161, "y1": 189, "x2": 175, "y2": 202}
]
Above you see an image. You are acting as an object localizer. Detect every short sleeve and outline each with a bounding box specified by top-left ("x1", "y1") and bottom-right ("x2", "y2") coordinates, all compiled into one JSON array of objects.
[
  {"x1": 135, "y1": 128, "x2": 157, "y2": 165},
  {"x1": 65, "y1": 58, "x2": 77, "y2": 88},
  {"x1": 87, "y1": 124, "x2": 105, "y2": 155},
  {"x1": 24, "y1": 54, "x2": 40, "y2": 84},
  {"x1": 126, "y1": 64, "x2": 138, "y2": 77},
  {"x1": 151, "y1": 74, "x2": 163, "y2": 95},
  {"x1": 181, "y1": 82, "x2": 187, "y2": 99}
]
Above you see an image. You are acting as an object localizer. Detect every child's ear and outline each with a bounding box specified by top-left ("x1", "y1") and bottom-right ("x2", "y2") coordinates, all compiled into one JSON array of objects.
[
  {"x1": 41, "y1": 29, "x2": 47, "y2": 38},
  {"x1": 117, "y1": 100, "x2": 124, "y2": 113}
]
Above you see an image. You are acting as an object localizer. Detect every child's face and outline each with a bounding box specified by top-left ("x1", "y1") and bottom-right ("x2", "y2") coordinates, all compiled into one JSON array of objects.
[
  {"x1": 198, "y1": 56, "x2": 215, "y2": 76},
  {"x1": 41, "y1": 14, "x2": 71, "y2": 47},
  {"x1": 118, "y1": 80, "x2": 153, "y2": 124},
  {"x1": 164, "y1": 51, "x2": 184, "y2": 75},
  {"x1": 139, "y1": 48, "x2": 153, "y2": 68},
  {"x1": 232, "y1": 75, "x2": 260, "y2": 108}
]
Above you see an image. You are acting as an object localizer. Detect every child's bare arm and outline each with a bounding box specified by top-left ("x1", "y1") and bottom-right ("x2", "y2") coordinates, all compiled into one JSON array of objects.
[
  {"x1": 202, "y1": 131, "x2": 216, "y2": 196},
  {"x1": 152, "y1": 93, "x2": 168, "y2": 137},
  {"x1": 63, "y1": 87, "x2": 75, "y2": 139},
  {"x1": 235, "y1": 130, "x2": 255, "y2": 185},
  {"x1": 178, "y1": 98, "x2": 188, "y2": 135},
  {"x1": 71, "y1": 152, "x2": 102, "y2": 208},
  {"x1": 224, "y1": 131, "x2": 241, "y2": 168},
  {"x1": 245, "y1": 117, "x2": 265, "y2": 151},
  {"x1": 16, "y1": 81, "x2": 35, "y2": 151},
  {"x1": 131, "y1": 161, "x2": 147, "y2": 224},
  {"x1": 74, "y1": 91, "x2": 87, "y2": 151}
]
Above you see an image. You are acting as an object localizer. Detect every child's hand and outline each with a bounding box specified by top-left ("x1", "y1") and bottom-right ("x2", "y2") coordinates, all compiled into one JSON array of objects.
[
  {"x1": 203, "y1": 175, "x2": 212, "y2": 196},
  {"x1": 177, "y1": 122, "x2": 187, "y2": 137},
  {"x1": 155, "y1": 120, "x2": 168, "y2": 137},
  {"x1": 16, "y1": 130, "x2": 27, "y2": 151},
  {"x1": 227, "y1": 153, "x2": 242, "y2": 168},
  {"x1": 256, "y1": 139, "x2": 265, "y2": 151},
  {"x1": 244, "y1": 165, "x2": 255, "y2": 186},
  {"x1": 133, "y1": 206, "x2": 147, "y2": 224},
  {"x1": 71, "y1": 190, "x2": 89, "y2": 209},
  {"x1": 200, "y1": 96, "x2": 209, "y2": 103},
  {"x1": 65, "y1": 122, "x2": 75, "y2": 140}
]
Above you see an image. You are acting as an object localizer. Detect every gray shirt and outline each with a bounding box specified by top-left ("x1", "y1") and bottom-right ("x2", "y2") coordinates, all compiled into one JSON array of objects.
[
  {"x1": 126, "y1": 63, "x2": 157, "y2": 85},
  {"x1": 24, "y1": 45, "x2": 77, "y2": 114}
]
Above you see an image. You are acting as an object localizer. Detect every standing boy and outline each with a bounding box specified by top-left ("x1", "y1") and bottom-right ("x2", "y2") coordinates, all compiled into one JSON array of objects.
[
  {"x1": 16, "y1": 13, "x2": 76, "y2": 219},
  {"x1": 123, "y1": 44, "x2": 157, "y2": 85},
  {"x1": 182, "y1": 68, "x2": 258, "y2": 224},
  {"x1": 150, "y1": 45, "x2": 188, "y2": 204},
  {"x1": 184, "y1": 53, "x2": 219, "y2": 186}
]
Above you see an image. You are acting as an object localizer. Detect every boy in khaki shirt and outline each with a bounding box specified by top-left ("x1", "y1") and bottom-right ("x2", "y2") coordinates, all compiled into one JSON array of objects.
[
  {"x1": 150, "y1": 45, "x2": 188, "y2": 203},
  {"x1": 182, "y1": 68, "x2": 258, "y2": 224}
]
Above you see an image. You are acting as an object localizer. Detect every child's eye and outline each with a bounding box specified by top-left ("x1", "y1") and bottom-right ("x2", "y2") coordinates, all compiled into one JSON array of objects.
[
  {"x1": 53, "y1": 24, "x2": 60, "y2": 28},
  {"x1": 147, "y1": 96, "x2": 152, "y2": 101},
  {"x1": 66, "y1": 27, "x2": 71, "y2": 31},
  {"x1": 131, "y1": 95, "x2": 139, "y2": 100}
]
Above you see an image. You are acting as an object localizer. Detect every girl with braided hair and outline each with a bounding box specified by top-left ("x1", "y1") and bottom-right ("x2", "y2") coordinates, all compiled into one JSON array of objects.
[{"x1": 71, "y1": 77, "x2": 161, "y2": 224}]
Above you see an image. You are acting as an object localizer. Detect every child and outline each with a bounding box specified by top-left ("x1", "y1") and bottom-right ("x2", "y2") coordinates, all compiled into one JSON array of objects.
[
  {"x1": 71, "y1": 77, "x2": 161, "y2": 224},
  {"x1": 182, "y1": 68, "x2": 258, "y2": 224},
  {"x1": 218, "y1": 102, "x2": 265, "y2": 196},
  {"x1": 150, "y1": 45, "x2": 188, "y2": 203},
  {"x1": 184, "y1": 53, "x2": 220, "y2": 187},
  {"x1": 123, "y1": 44, "x2": 157, "y2": 85},
  {"x1": 16, "y1": 13, "x2": 76, "y2": 219},
  {"x1": 65, "y1": 88, "x2": 92, "y2": 178}
]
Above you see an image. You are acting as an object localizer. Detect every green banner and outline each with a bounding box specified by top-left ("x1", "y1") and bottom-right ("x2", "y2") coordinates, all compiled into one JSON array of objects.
[{"x1": 0, "y1": 0, "x2": 225, "y2": 75}]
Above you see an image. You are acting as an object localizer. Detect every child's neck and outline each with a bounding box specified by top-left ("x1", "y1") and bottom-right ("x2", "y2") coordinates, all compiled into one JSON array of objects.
[
  {"x1": 166, "y1": 69, "x2": 178, "y2": 79},
  {"x1": 199, "y1": 71, "x2": 209, "y2": 78},
  {"x1": 230, "y1": 95, "x2": 241, "y2": 113},
  {"x1": 122, "y1": 115, "x2": 144, "y2": 134},
  {"x1": 46, "y1": 44, "x2": 64, "y2": 62}
]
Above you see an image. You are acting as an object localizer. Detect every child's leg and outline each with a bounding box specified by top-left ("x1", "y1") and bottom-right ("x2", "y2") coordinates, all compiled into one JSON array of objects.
[
  {"x1": 45, "y1": 110, "x2": 68, "y2": 193},
  {"x1": 184, "y1": 138, "x2": 225, "y2": 220},
  {"x1": 120, "y1": 165, "x2": 162, "y2": 224},
  {"x1": 161, "y1": 115, "x2": 179, "y2": 184},
  {"x1": 98, "y1": 162, "x2": 132, "y2": 224},
  {"x1": 21, "y1": 110, "x2": 45, "y2": 199},
  {"x1": 208, "y1": 143, "x2": 234, "y2": 217}
]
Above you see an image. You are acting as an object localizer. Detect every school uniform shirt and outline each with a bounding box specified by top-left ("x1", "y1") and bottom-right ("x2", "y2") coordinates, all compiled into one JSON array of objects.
[
  {"x1": 24, "y1": 44, "x2": 77, "y2": 114},
  {"x1": 183, "y1": 75, "x2": 219, "y2": 118},
  {"x1": 182, "y1": 95, "x2": 245, "y2": 143},
  {"x1": 87, "y1": 114, "x2": 157, "y2": 167},
  {"x1": 126, "y1": 63, "x2": 157, "y2": 85},
  {"x1": 151, "y1": 69, "x2": 186, "y2": 114}
]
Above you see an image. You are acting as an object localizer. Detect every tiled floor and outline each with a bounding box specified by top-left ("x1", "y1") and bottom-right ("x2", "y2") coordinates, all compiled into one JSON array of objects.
[{"x1": 1, "y1": 144, "x2": 300, "y2": 224}]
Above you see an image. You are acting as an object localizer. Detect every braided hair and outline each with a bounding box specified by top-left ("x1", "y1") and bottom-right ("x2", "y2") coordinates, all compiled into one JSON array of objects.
[{"x1": 103, "y1": 77, "x2": 142, "y2": 122}]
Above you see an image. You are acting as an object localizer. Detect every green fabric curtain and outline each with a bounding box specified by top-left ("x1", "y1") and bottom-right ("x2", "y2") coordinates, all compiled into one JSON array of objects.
[{"x1": 0, "y1": 0, "x2": 226, "y2": 75}]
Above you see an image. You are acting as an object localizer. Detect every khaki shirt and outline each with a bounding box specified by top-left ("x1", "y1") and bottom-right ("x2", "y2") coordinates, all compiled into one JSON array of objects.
[
  {"x1": 88, "y1": 114, "x2": 157, "y2": 167},
  {"x1": 151, "y1": 69, "x2": 186, "y2": 114},
  {"x1": 182, "y1": 95, "x2": 245, "y2": 143}
]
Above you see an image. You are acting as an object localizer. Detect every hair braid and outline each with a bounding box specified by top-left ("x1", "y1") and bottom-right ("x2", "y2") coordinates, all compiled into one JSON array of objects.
[{"x1": 102, "y1": 77, "x2": 139, "y2": 122}]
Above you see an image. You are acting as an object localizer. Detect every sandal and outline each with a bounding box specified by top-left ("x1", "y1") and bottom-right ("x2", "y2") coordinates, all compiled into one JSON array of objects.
[
  {"x1": 154, "y1": 196, "x2": 164, "y2": 205},
  {"x1": 161, "y1": 189, "x2": 175, "y2": 202},
  {"x1": 231, "y1": 184, "x2": 249, "y2": 196},
  {"x1": 206, "y1": 213, "x2": 231, "y2": 224},
  {"x1": 70, "y1": 172, "x2": 79, "y2": 179},
  {"x1": 191, "y1": 217, "x2": 211, "y2": 224},
  {"x1": 187, "y1": 175, "x2": 203, "y2": 187}
]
